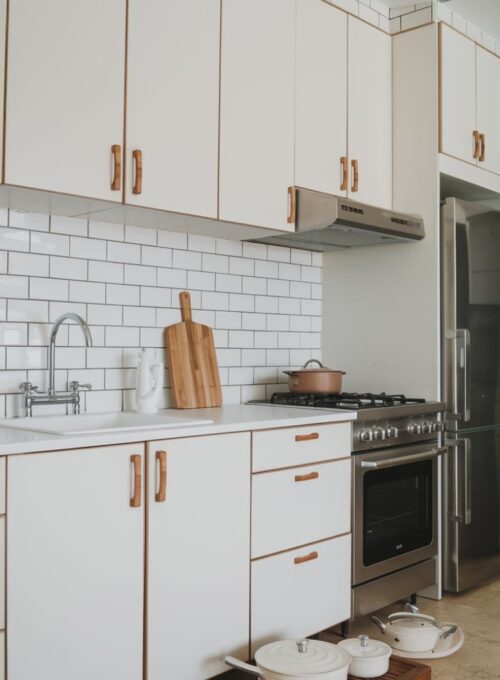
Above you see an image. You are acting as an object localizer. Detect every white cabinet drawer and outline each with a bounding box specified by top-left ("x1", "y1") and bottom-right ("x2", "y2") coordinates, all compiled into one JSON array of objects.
[
  {"x1": 251, "y1": 534, "x2": 351, "y2": 655},
  {"x1": 0, "y1": 631, "x2": 4, "y2": 680},
  {"x1": 252, "y1": 423, "x2": 351, "y2": 472},
  {"x1": 252, "y1": 459, "x2": 350, "y2": 558},
  {"x1": 0, "y1": 518, "x2": 4, "y2": 630}
]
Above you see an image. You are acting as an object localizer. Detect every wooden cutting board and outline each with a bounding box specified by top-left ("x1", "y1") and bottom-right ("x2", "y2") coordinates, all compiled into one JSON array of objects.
[{"x1": 165, "y1": 291, "x2": 222, "y2": 409}]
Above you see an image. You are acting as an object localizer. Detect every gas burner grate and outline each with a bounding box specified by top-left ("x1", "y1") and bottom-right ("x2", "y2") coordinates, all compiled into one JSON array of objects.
[{"x1": 269, "y1": 391, "x2": 426, "y2": 410}]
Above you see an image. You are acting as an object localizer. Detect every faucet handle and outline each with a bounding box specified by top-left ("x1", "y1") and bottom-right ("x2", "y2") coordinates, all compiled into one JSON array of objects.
[
  {"x1": 68, "y1": 381, "x2": 92, "y2": 392},
  {"x1": 20, "y1": 382, "x2": 39, "y2": 394}
]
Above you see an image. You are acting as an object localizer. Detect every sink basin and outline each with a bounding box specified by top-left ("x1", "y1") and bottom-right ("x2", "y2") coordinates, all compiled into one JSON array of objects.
[{"x1": 0, "y1": 411, "x2": 214, "y2": 436}]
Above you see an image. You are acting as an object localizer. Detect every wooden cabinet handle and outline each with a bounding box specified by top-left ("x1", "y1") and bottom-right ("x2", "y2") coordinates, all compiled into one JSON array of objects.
[
  {"x1": 295, "y1": 432, "x2": 319, "y2": 442},
  {"x1": 133, "y1": 149, "x2": 143, "y2": 194},
  {"x1": 294, "y1": 551, "x2": 318, "y2": 565},
  {"x1": 294, "y1": 471, "x2": 319, "y2": 482},
  {"x1": 351, "y1": 159, "x2": 359, "y2": 192},
  {"x1": 479, "y1": 133, "x2": 486, "y2": 162},
  {"x1": 130, "y1": 454, "x2": 142, "y2": 508},
  {"x1": 155, "y1": 451, "x2": 167, "y2": 503},
  {"x1": 111, "y1": 144, "x2": 122, "y2": 191},
  {"x1": 473, "y1": 130, "x2": 481, "y2": 160},
  {"x1": 287, "y1": 186, "x2": 296, "y2": 224},
  {"x1": 340, "y1": 156, "x2": 348, "y2": 191}
]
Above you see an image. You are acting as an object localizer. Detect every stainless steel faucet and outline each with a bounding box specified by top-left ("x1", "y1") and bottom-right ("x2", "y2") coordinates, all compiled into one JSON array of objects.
[{"x1": 20, "y1": 313, "x2": 93, "y2": 417}]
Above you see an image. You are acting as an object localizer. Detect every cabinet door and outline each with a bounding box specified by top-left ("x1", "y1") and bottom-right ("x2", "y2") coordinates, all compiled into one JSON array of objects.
[
  {"x1": 439, "y1": 24, "x2": 477, "y2": 164},
  {"x1": 7, "y1": 444, "x2": 144, "y2": 680},
  {"x1": 348, "y1": 17, "x2": 392, "y2": 209},
  {"x1": 126, "y1": 0, "x2": 220, "y2": 217},
  {"x1": 476, "y1": 45, "x2": 500, "y2": 175},
  {"x1": 4, "y1": 0, "x2": 126, "y2": 201},
  {"x1": 251, "y1": 535, "x2": 351, "y2": 655},
  {"x1": 148, "y1": 433, "x2": 250, "y2": 680},
  {"x1": 219, "y1": 0, "x2": 295, "y2": 231},
  {"x1": 295, "y1": 0, "x2": 347, "y2": 196}
]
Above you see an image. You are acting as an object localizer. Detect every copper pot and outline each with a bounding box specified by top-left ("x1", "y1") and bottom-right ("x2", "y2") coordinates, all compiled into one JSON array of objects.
[{"x1": 283, "y1": 359, "x2": 346, "y2": 394}]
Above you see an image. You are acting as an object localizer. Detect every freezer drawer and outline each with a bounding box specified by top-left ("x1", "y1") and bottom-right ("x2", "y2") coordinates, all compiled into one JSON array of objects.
[{"x1": 444, "y1": 427, "x2": 500, "y2": 592}]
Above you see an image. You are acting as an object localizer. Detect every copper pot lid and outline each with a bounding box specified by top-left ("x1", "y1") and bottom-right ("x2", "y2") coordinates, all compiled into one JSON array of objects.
[{"x1": 284, "y1": 360, "x2": 346, "y2": 375}]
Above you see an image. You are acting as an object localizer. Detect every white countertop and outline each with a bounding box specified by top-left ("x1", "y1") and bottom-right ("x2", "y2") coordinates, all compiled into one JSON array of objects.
[{"x1": 0, "y1": 404, "x2": 356, "y2": 456}]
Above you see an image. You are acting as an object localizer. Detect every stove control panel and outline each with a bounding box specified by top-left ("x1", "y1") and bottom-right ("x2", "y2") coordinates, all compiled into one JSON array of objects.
[{"x1": 354, "y1": 413, "x2": 443, "y2": 452}]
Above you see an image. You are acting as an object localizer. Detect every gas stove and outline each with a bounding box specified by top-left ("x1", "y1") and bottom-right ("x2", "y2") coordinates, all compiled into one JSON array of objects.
[{"x1": 250, "y1": 392, "x2": 446, "y2": 452}]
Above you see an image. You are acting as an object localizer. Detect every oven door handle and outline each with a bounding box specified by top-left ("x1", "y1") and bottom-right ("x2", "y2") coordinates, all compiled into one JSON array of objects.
[{"x1": 360, "y1": 447, "x2": 447, "y2": 469}]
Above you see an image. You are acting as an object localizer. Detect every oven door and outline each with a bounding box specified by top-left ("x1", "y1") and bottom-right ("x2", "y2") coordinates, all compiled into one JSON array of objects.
[{"x1": 353, "y1": 444, "x2": 444, "y2": 586}]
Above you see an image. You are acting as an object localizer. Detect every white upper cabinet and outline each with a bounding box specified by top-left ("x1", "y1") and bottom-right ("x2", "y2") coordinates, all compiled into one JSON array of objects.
[
  {"x1": 348, "y1": 16, "x2": 392, "y2": 209},
  {"x1": 295, "y1": 0, "x2": 348, "y2": 196},
  {"x1": 7, "y1": 444, "x2": 144, "y2": 680},
  {"x1": 4, "y1": 0, "x2": 126, "y2": 201},
  {"x1": 126, "y1": 0, "x2": 220, "y2": 217},
  {"x1": 219, "y1": 0, "x2": 295, "y2": 231},
  {"x1": 476, "y1": 46, "x2": 500, "y2": 175},
  {"x1": 439, "y1": 24, "x2": 477, "y2": 165},
  {"x1": 147, "y1": 433, "x2": 250, "y2": 680}
]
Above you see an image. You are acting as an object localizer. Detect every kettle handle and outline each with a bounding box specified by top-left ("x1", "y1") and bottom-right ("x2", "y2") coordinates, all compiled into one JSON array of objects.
[{"x1": 224, "y1": 656, "x2": 263, "y2": 678}]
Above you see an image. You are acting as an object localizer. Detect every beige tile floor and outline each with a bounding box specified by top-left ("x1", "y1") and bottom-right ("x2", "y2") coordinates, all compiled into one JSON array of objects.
[{"x1": 224, "y1": 577, "x2": 500, "y2": 679}]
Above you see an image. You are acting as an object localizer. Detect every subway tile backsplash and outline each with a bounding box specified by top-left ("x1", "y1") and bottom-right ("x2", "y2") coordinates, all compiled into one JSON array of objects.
[{"x1": 0, "y1": 211, "x2": 323, "y2": 418}]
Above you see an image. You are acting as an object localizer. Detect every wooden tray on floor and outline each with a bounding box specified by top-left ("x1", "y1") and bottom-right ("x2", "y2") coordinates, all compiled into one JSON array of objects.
[{"x1": 349, "y1": 656, "x2": 431, "y2": 680}]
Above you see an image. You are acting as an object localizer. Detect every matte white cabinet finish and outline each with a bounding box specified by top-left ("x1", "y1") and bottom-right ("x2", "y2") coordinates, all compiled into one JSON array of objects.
[
  {"x1": 148, "y1": 433, "x2": 250, "y2": 680},
  {"x1": 126, "y1": 0, "x2": 220, "y2": 217},
  {"x1": 439, "y1": 24, "x2": 477, "y2": 165},
  {"x1": 219, "y1": 0, "x2": 295, "y2": 231},
  {"x1": 295, "y1": 0, "x2": 348, "y2": 196},
  {"x1": 252, "y1": 422, "x2": 351, "y2": 472},
  {"x1": 476, "y1": 46, "x2": 500, "y2": 175},
  {"x1": 348, "y1": 17, "x2": 392, "y2": 209},
  {"x1": 251, "y1": 534, "x2": 351, "y2": 655},
  {"x1": 4, "y1": 0, "x2": 126, "y2": 201},
  {"x1": 7, "y1": 444, "x2": 144, "y2": 680},
  {"x1": 252, "y1": 459, "x2": 350, "y2": 558}
]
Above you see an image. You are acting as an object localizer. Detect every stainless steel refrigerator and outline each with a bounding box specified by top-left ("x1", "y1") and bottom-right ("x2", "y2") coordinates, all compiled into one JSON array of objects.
[{"x1": 442, "y1": 197, "x2": 500, "y2": 592}]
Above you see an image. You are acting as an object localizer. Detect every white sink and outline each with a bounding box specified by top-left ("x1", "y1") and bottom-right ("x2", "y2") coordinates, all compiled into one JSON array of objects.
[{"x1": 1, "y1": 411, "x2": 213, "y2": 436}]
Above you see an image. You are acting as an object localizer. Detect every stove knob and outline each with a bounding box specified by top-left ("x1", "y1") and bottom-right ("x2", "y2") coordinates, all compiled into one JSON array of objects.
[
  {"x1": 422, "y1": 422, "x2": 433, "y2": 435},
  {"x1": 435, "y1": 421, "x2": 445, "y2": 433},
  {"x1": 359, "y1": 429, "x2": 374, "y2": 443},
  {"x1": 407, "y1": 423, "x2": 422, "y2": 435},
  {"x1": 373, "y1": 427, "x2": 386, "y2": 441},
  {"x1": 386, "y1": 426, "x2": 399, "y2": 439}
]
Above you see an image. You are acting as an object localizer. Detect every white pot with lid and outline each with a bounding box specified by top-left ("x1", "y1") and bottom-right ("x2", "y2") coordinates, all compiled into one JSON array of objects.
[
  {"x1": 371, "y1": 612, "x2": 458, "y2": 653},
  {"x1": 338, "y1": 635, "x2": 391, "y2": 678},
  {"x1": 225, "y1": 638, "x2": 351, "y2": 680}
]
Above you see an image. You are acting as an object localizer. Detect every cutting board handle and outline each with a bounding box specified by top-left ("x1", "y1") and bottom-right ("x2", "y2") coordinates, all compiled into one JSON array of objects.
[{"x1": 179, "y1": 291, "x2": 192, "y2": 322}]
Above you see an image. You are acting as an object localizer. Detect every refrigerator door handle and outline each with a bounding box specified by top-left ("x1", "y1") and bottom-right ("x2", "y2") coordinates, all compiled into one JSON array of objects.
[
  {"x1": 456, "y1": 329, "x2": 471, "y2": 422},
  {"x1": 446, "y1": 438, "x2": 472, "y2": 525}
]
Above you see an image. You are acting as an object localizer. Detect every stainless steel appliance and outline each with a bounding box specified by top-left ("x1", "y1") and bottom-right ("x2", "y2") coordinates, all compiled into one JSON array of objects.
[
  {"x1": 251, "y1": 393, "x2": 446, "y2": 617},
  {"x1": 248, "y1": 189, "x2": 425, "y2": 251},
  {"x1": 441, "y1": 197, "x2": 500, "y2": 592}
]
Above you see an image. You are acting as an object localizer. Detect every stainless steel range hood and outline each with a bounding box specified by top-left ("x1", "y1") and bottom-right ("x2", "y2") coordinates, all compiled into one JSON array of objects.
[{"x1": 249, "y1": 188, "x2": 425, "y2": 251}]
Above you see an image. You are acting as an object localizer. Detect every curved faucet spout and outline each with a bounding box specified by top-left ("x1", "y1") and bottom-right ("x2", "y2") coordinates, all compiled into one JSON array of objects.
[{"x1": 48, "y1": 313, "x2": 93, "y2": 396}]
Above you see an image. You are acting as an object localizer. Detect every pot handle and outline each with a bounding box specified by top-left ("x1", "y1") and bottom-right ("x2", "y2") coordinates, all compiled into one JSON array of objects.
[
  {"x1": 303, "y1": 359, "x2": 324, "y2": 368},
  {"x1": 224, "y1": 656, "x2": 263, "y2": 678},
  {"x1": 371, "y1": 615, "x2": 387, "y2": 634},
  {"x1": 440, "y1": 624, "x2": 458, "y2": 640}
]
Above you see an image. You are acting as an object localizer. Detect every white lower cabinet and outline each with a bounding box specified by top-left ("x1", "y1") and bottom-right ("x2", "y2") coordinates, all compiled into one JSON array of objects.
[
  {"x1": 252, "y1": 459, "x2": 351, "y2": 558},
  {"x1": 251, "y1": 535, "x2": 351, "y2": 655},
  {"x1": 147, "y1": 433, "x2": 251, "y2": 680},
  {"x1": 7, "y1": 444, "x2": 145, "y2": 680}
]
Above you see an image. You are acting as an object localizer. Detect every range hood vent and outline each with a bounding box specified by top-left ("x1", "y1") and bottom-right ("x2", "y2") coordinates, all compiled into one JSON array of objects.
[{"x1": 248, "y1": 189, "x2": 425, "y2": 252}]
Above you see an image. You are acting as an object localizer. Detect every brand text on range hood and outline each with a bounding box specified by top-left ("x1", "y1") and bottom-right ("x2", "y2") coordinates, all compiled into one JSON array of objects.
[{"x1": 248, "y1": 188, "x2": 425, "y2": 251}]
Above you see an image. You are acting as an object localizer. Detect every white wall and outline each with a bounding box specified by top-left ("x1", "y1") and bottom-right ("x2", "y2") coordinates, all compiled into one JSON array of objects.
[
  {"x1": 0, "y1": 210, "x2": 322, "y2": 418},
  {"x1": 323, "y1": 24, "x2": 440, "y2": 399}
]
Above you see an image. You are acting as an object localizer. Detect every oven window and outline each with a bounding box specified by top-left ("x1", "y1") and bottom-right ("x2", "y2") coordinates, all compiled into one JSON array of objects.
[{"x1": 363, "y1": 460, "x2": 433, "y2": 566}]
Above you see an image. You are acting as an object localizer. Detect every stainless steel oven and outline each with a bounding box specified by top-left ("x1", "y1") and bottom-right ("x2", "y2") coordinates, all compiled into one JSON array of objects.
[{"x1": 352, "y1": 443, "x2": 445, "y2": 617}]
